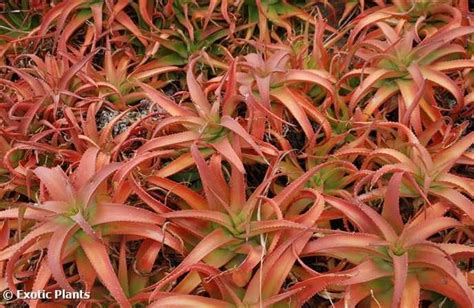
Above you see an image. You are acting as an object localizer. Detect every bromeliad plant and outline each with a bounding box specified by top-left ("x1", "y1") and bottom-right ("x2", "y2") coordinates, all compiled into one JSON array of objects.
[
  {"x1": 115, "y1": 139, "x2": 351, "y2": 306},
  {"x1": 1, "y1": 1, "x2": 473, "y2": 307},
  {"x1": 274, "y1": 130, "x2": 360, "y2": 199},
  {"x1": 301, "y1": 173, "x2": 474, "y2": 307},
  {"x1": 138, "y1": 54, "x2": 277, "y2": 175},
  {"x1": 238, "y1": 49, "x2": 336, "y2": 142},
  {"x1": 0, "y1": 147, "x2": 182, "y2": 306},
  {"x1": 340, "y1": 122, "x2": 474, "y2": 220},
  {"x1": 341, "y1": 26, "x2": 474, "y2": 133},
  {"x1": 347, "y1": 0, "x2": 465, "y2": 45}
]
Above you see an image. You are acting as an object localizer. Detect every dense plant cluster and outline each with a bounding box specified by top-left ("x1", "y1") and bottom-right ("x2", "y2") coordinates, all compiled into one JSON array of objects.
[{"x1": 0, "y1": 0, "x2": 473, "y2": 307}]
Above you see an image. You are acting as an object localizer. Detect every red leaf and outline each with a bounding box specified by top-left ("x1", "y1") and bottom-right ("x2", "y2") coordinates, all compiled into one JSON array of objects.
[
  {"x1": 47, "y1": 226, "x2": 78, "y2": 292},
  {"x1": 391, "y1": 252, "x2": 408, "y2": 308},
  {"x1": 382, "y1": 173, "x2": 404, "y2": 233},
  {"x1": 77, "y1": 235, "x2": 130, "y2": 307},
  {"x1": 187, "y1": 56, "x2": 212, "y2": 117},
  {"x1": 91, "y1": 203, "x2": 164, "y2": 226},
  {"x1": 287, "y1": 274, "x2": 351, "y2": 307},
  {"x1": 150, "y1": 229, "x2": 236, "y2": 298},
  {"x1": 401, "y1": 217, "x2": 461, "y2": 247},
  {"x1": 138, "y1": 82, "x2": 192, "y2": 117},
  {"x1": 78, "y1": 162, "x2": 121, "y2": 207},
  {"x1": 150, "y1": 293, "x2": 233, "y2": 307},
  {"x1": 400, "y1": 275, "x2": 420, "y2": 308},
  {"x1": 34, "y1": 167, "x2": 75, "y2": 202},
  {"x1": 162, "y1": 210, "x2": 234, "y2": 230},
  {"x1": 430, "y1": 188, "x2": 473, "y2": 220},
  {"x1": 210, "y1": 137, "x2": 246, "y2": 175},
  {"x1": 73, "y1": 147, "x2": 99, "y2": 190}
]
